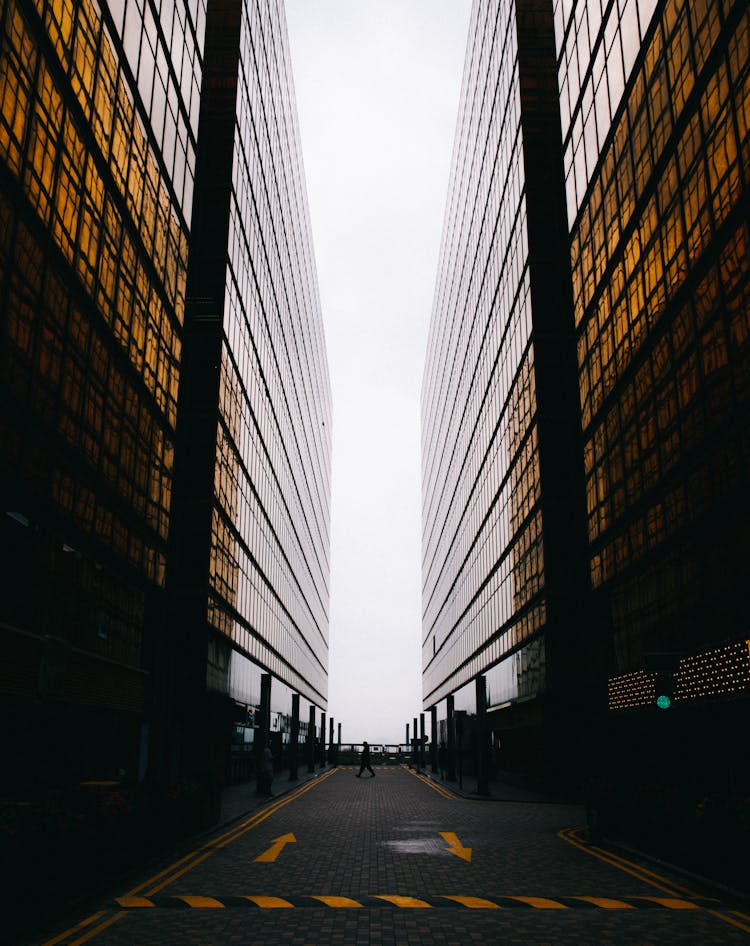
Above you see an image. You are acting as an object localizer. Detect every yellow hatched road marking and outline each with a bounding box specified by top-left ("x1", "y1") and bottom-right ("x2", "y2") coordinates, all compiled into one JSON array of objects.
[
  {"x1": 114, "y1": 897, "x2": 154, "y2": 908},
  {"x1": 443, "y1": 895, "x2": 501, "y2": 909},
  {"x1": 375, "y1": 895, "x2": 432, "y2": 908},
  {"x1": 176, "y1": 896, "x2": 225, "y2": 908},
  {"x1": 575, "y1": 896, "x2": 634, "y2": 909},
  {"x1": 312, "y1": 896, "x2": 363, "y2": 908},
  {"x1": 244, "y1": 896, "x2": 294, "y2": 908},
  {"x1": 510, "y1": 896, "x2": 567, "y2": 909}
]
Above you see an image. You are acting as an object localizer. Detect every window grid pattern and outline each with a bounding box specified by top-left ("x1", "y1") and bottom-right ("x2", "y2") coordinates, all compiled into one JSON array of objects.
[
  {"x1": 206, "y1": 0, "x2": 332, "y2": 708},
  {"x1": 421, "y1": 0, "x2": 546, "y2": 708},
  {"x1": 0, "y1": 0, "x2": 202, "y2": 585},
  {"x1": 570, "y1": 0, "x2": 750, "y2": 598},
  {"x1": 554, "y1": 0, "x2": 662, "y2": 223}
]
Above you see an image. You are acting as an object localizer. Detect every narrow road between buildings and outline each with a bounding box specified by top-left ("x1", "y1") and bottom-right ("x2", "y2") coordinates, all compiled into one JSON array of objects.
[{"x1": 25, "y1": 766, "x2": 750, "y2": 946}]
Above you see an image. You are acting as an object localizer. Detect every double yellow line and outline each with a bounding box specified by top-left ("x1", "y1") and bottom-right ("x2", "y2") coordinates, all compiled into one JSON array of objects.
[
  {"x1": 406, "y1": 766, "x2": 462, "y2": 800},
  {"x1": 42, "y1": 768, "x2": 338, "y2": 946},
  {"x1": 558, "y1": 826, "x2": 750, "y2": 935}
]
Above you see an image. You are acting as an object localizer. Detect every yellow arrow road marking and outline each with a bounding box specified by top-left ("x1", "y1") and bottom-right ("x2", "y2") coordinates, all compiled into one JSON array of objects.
[
  {"x1": 255, "y1": 832, "x2": 297, "y2": 862},
  {"x1": 439, "y1": 831, "x2": 472, "y2": 861}
]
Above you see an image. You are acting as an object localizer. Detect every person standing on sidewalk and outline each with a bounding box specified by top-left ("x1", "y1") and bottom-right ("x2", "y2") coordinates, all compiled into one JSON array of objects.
[{"x1": 356, "y1": 741, "x2": 375, "y2": 778}]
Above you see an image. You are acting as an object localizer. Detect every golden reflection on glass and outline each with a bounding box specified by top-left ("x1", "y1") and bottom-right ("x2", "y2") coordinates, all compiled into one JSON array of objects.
[{"x1": 0, "y1": 0, "x2": 195, "y2": 586}]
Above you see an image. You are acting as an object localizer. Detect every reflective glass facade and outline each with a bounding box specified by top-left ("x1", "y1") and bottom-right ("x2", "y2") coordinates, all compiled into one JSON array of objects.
[
  {"x1": 0, "y1": 0, "x2": 202, "y2": 728},
  {"x1": 557, "y1": 0, "x2": 750, "y2": 688},
  {"x1": 421, "y1": 0, "x2": 587, "y2": 722},
  {"x1": 171, "y1": 0, "x2": 331, "y2": 721}
]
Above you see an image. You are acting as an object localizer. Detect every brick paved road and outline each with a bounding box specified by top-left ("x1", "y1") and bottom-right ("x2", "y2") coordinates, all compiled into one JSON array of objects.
[{"x1": 25, "y1": 766, "x2": 750, "y2": 945}]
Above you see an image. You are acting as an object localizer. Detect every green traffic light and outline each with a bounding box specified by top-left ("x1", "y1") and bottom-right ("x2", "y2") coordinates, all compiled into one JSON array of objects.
[{"x1": 656, "y1": 694, "x2": 672, "y2": 709}]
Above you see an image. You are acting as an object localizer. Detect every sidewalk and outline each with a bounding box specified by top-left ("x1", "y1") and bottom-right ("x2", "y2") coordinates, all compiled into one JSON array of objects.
[{"x1": 415, "y1": 765, "x2": 563, "y2": 804}]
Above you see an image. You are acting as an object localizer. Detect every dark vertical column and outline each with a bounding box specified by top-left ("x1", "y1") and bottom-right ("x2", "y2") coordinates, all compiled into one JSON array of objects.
[
  {"x1": 475, "y1": 675, "x2": 489, "y2": 795},
  {"x1": 328, "y1": 717, "x2": 334, "y2": 764},
  {"x1": 446, "y1": 695, "x2": 456, "y2": 780},
  {"x1": 289, "y1": 693, "x2": 300, "y2": 781},
  {"x1": 430, "y1": 706, "x2": 438, "y2": 773},
  {"x1": 256, "y1": 673, "x2": 271, "y2": 793},
  {"x1": 455, "y1": 710, "x2": 465, "y2": 790},
  {"x1": 516, "y1": 0, "x2": 599, "y2": 789},
  {"x1": 405, "y1": 722, "x2": 410, "y2": 749},
  {"x1": 419, "y1": 713, "x2": 425, "y2": 773},
  {"x1": 307, "y1": 705, "x2": 316, "y2": 773},
  {"x1": 337, "y1": 722, "x2": 342, "y2": 765},
  {"x1": 319, "y1": 711, "x2": 326, "y2": 767},
  {"x1": 163, "y1": 0, "x2": 243, "y2": 805},
  {"x1": 413, "y1": 716, "x2": 418, "y2": 772}
]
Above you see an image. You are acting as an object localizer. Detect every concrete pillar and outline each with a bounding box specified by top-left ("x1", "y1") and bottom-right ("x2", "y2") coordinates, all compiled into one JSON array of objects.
[
  {"x1": 446, "y1": 695, "x2": 456, "y2": 780},
  {"x1": 413, "y1": 716, "x2": 418, "y2": 771},
  {"x1": 319, "y1": 711, "x2": 326, "y2": 767},
  {"x1": 256, "y1": 673, "x2": 272, "y2": 794},
  {"x1": 419, "y1": 712, "x2": 426, "y2": 773},
  {"x1": 475, "y1": 675, "x2": 489, "y2": 795},
  {"x1": 430, "y1": 706, "x2": 438, "y2": 773},
  {"x1": 289, "y1": 693, "x2": 300, "y2": 781},
  {"x1": 307, "y1": 705, "x2": 315, "y2": 773}
]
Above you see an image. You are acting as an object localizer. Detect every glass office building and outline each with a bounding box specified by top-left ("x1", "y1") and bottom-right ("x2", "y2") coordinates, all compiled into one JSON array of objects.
[
  {"x1": 421, "y1": 0, "x2": 590, "y2": 775},
  {"x1": 557, "y1": 0, "x2": 750, "y2": 726},
  {"x1": 167, "y1": 0, "x2": 331, "y2": 783},
  {"x1": 0, "y1": 0, "x2": 203, "y2": 784},
  {"x1": 0, "y1": 0, "x2": 330, "y2": 796}
]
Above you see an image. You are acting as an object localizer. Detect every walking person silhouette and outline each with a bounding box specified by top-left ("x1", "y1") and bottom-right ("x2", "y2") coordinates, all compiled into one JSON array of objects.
[{"x1": 356, "y1": 740, "x2": 375, "y2": 777}]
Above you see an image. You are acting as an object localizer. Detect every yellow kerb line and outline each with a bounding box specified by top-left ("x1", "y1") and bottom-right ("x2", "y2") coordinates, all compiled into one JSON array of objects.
[
  {"x1": 558, "y1": 828, "x2": 685, "y2": 897},
  {"x1": 567, "y1": 828, "x2": 701, "y2": 898},
  {"x1": 65, "y1": 912, "x2": 127, "y2": 946},
  {"x1": 39, "y1": 912, "x2": 106, "y2": 946},
  {"x1": 708, "y1": 909, "x2": 750, "y2": 934},
  {"x1": 41, "y1": 768, "x2": 338, "y2": 945},
  {"x1": 559, "y1": 826, "x2": 747, "y2": 937},
  {"x1": 127, "y1": 768, "x2": 338, "y2": 898},
  {"x1": 407, "y1": 767, "x2": 460, "y2": 800}
]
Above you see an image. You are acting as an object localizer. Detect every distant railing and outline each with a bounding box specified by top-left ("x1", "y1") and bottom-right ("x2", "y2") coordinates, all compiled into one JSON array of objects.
[{"x1": 336, "y1": 744, "x2": 412, "y2": 765}]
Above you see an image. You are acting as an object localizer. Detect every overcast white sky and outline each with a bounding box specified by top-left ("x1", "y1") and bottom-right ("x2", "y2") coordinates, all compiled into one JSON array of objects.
[{"x1": 285, "y1": 1, "x2": 473, "y2": 744}]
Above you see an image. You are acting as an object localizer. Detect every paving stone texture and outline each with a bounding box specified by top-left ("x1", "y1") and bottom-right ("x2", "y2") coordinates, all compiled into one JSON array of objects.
[{"x1": 23, "y1": 766, "x2": 749, "y2": 946}]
